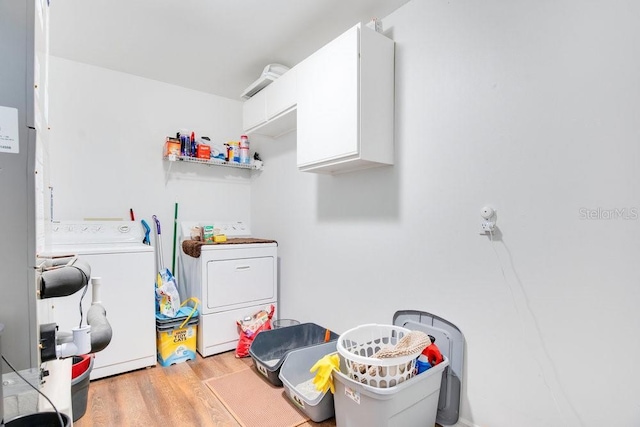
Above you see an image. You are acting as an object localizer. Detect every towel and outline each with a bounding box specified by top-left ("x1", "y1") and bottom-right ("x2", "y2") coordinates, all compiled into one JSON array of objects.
[
  {"x1": 374, "y1": 331, "x2": 431, "y2": 358},
  {"x1": 182, "y1": 238, "x2": 277, "y2": 258}
]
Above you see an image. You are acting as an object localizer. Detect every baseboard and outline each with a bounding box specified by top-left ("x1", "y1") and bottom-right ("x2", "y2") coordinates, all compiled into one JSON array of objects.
[{"x1": 443, "y1": 418, "x2": 480, "y2": 427}]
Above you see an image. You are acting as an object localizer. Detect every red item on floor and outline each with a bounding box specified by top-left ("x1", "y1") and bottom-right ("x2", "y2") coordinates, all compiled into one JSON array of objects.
[{"x1": 235, "y1": 305, "x2": 275, "y2": 358}]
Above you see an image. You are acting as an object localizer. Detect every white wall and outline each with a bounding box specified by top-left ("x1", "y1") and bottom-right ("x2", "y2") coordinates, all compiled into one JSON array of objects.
[
  {"x1": 48, "y1": 57, "x2": 252, "y2": 265},
  {"x1": 251, "y1": 1, "x2": 640, "y2": 426}
]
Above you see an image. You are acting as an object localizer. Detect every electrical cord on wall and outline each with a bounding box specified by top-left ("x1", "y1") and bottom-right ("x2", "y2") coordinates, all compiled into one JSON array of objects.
[
  {"x1": 77, "y1": 282, "x2": 89, "y2": 330},
  {"x1": 487, "y1": 229, "x2": 583, "y2": 427},
  {"x1": 1, "y1": 354, "x2": 65, "y2": 427},
  {"x1": 67, "y1": 264, "x2": 89, "y2": 329}
]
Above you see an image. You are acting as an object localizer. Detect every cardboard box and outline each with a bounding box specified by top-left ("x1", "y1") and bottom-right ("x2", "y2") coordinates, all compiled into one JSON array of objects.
[
  {"x1": 197, "y1": 144, "x2": 211, "y2": 159},
  {"x1": 164, "y1": 137, "x2": 181, "y2": 157},
  {"x1": 202, "y1": 225, "x2": 215, "y2": 243}
]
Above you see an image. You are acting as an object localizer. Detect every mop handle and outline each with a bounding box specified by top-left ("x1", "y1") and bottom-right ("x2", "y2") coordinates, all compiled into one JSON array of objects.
[
  {"x1": 171, "y1": 202, "x2": 178, "y2": 275},
  {"x1": 153, "y1": 215, "x2": 161, "y2": 235},
  {"x1": 152, "y1": 215, "x2": 164, "y2": 270}
]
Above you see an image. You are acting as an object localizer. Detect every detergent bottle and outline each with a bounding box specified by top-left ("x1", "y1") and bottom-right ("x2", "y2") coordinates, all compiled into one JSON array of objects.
[{"x1": 416, "y1": 335, "x2": 443, "y2": 374}]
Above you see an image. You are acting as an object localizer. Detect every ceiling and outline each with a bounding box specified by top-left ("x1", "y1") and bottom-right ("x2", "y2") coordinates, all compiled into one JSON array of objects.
[{"x1": 49, "y1": 0, "x2": 410, "y2": 100}]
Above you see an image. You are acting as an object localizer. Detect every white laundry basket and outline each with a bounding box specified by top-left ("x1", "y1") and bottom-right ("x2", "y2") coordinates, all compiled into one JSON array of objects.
[{"x1": 336, "y1": 324, "x2": 421, "y2": 388}]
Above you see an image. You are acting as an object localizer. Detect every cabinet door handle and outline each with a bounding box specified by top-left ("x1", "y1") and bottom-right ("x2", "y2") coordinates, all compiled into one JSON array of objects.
[{"x1": 236, "y1": 265, "x2": 251, "y2": 271}]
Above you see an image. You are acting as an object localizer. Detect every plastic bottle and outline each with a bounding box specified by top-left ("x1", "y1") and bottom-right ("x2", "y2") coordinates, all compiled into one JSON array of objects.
[
  {"x1": 226, "y1": 142, "x2": 234, "y2": 162},
  {"x1": 190, "y1": 132, "x2": 196, "y2": 157},
  {"x1": 239, "y1": 135, "x2": 250, "y2": 164},
  {"x1": 232, "y1": 141, "x2": 240, "y2": 163},
  {"x1": 179, "y1": 133, "x2": 187, "y2": 156}
]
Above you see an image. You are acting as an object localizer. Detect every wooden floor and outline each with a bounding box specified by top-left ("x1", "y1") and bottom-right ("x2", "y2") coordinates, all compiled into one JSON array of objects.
[{"x1": 74, "y1": 351, "x2": 336, "y2": 427}]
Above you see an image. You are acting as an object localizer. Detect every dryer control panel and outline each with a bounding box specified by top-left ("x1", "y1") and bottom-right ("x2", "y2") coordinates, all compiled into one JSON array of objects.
[{"x1": 180, "y1": 221, "x2": 251, "y2": 239}]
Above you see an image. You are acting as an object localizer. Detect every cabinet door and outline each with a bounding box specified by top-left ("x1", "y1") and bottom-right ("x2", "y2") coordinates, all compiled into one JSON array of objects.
[
  {"x1": 242, "y1": 88, "x2": 267, "y2": 131},
  {"x1": 297, "y1": 26, "x2": 359, "y2": 167},
  {"x1": 265, "y1": 67, "x2": 297, "y2": 119}
]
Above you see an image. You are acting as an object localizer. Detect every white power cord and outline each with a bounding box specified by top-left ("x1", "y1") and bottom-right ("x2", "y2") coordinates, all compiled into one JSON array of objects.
[{"x1": 487, "y1": 229, "x2": 583, "y2": 427}]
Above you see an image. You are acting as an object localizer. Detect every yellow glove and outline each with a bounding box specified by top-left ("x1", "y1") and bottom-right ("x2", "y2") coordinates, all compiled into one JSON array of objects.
[{"x1": 310, "y1": 353, "x2": 340, "y2": 394}]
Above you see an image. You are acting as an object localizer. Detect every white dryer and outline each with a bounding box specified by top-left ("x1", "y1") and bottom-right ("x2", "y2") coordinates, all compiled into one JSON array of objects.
[
  {"x1": 41, "y1": 221, "x2": 156, "y2": 379},
  {"x1": 178, "y1": 221, "x2": 278, "y2": 357}
]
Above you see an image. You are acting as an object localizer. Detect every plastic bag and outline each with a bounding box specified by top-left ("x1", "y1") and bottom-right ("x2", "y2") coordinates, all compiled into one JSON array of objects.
[
  {"x1": 156, "y1": 269, "x2": 182, "y2": 317},
  {"x1": 235, "y1": 305, "x2": 275, "y2": 358}
]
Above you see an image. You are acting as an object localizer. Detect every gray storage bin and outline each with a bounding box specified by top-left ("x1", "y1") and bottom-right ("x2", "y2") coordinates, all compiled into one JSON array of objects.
[
  {"x1": 278, "y1": 341, "x2": 337, "y2": 422},
  {"x1": 249, "y1": 322, "x2": 338, "y2": 386},
  {"x1": 333, "y1": 354, "x2": 449, "y2": 427},
  {"x1": 393, "y1": 310, "x2": 465, "y2": 425},
  {"x1": 71, "y1": 355, "x2": 94, "y2": 421}
]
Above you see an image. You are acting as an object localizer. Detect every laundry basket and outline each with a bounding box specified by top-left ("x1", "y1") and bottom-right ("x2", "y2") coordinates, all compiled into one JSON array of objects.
[{"x1": 336, "y1": 324, "x2": 420, "y2": 388}]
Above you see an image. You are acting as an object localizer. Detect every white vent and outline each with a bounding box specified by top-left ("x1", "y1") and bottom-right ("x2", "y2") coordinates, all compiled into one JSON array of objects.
[{"x1": 241, "y1": 63, "x2": 290, "y2": 100}]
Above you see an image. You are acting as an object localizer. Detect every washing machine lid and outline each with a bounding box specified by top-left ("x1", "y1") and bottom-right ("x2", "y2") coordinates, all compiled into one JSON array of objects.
[
  {"x1": 42, "y1": 243, "x2": 153, "y2": 256},
  {"x1": 393, "y1": 310, "x2": 464, "y2": 426}
]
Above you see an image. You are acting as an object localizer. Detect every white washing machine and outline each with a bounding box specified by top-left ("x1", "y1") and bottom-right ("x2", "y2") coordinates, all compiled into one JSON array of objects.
[
  {"x1": 40, "y1": 221, "x2": 156, "y2": 379},
  {"x1": 178, "y1": 221, "x2": 278, "y2": 357}
]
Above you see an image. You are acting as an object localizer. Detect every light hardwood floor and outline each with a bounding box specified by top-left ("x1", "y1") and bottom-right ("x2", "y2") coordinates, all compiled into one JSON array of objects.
[{"x1": 74, "y1": 351, "x2": 337, "y2": 427}]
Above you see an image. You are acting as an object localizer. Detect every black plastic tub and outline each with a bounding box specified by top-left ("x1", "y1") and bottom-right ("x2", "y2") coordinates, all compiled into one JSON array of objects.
[
  {"x1": 6, "y1": 412, "x2": 71, "y2": 427},
  {"x1": 249, "y1": 322, "x2": 338, "y2": 386}
]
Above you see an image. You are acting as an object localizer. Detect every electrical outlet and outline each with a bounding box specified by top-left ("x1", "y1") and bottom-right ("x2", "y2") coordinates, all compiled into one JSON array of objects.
[{"x1": 481, "y1": 221, "x2": 495, "y2": 232}]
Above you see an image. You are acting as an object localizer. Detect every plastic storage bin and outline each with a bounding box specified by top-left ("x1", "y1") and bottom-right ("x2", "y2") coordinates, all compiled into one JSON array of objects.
[
  {"x1": 156, "y1": 308, "x2": 199, "y2": 366},
  {"x1": 249, "y1": 322, "x2": 339, "y2": 386},
  {"x1": 5, "y1": 412, "x2": 71, "y2": 427},
  {"x1": 393, "y1": 310, "x2": 465, "y2": 425},
  {"x1": 333, "y1": 355, "x2": 449, "y2": 427},
  {"x1": 278, "y1": 341, "x2": 337, "y2": 422},
  {"x1": 273, "y1": 318, "x2": 300, "y2": 329},
  {"x1": 71, "y1": 354, "x2": 94, "y2": 421}
]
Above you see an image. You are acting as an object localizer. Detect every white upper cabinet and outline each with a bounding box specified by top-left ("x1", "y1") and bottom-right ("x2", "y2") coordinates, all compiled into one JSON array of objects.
[
  {"x1": 242, "y1": 68, "x2": 297, "y2": 138},
  {"x1": 241, "y1": 23, "x2": 394, "y2": 174},
  {"x1": 296, "y1": 23, "x2": 395, "y2": 174},
  {"x1": 242, "y1": 88, "x2": 267, "y2": 131},
  {"x1": 266, "y1": 68, "x2": 297, "y2": 119}
]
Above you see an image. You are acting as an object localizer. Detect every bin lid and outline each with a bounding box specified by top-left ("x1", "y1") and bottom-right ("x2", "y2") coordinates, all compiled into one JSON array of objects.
[
  {"x1": 155, "y1": 307, "x2": 199, "y2": 324},
  {"x1": 393, "y1": 310, "x2": 464, "y2": 426},
  {"x1": 156, "y1": 318, "x2": 199, "y2": 331}
]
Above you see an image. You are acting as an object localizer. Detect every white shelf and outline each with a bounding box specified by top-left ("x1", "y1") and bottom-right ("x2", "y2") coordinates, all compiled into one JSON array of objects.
[{"x1": 163, "y1": 155, "x2": 263, "y2": 170}]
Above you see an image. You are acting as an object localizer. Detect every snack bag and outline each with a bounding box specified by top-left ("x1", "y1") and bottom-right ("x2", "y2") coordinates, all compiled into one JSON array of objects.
[
  {"x1": 156, "y1": 269, "x2": 181, "y2": 317},
  {"x1": 235, "y1": 305, "x2": 275, "y2": 358}
]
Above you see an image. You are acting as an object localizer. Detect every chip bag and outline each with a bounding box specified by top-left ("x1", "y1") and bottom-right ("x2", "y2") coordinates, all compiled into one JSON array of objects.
[{"x1": 235, "y1": 305, "x2": 275, "y2": 358}]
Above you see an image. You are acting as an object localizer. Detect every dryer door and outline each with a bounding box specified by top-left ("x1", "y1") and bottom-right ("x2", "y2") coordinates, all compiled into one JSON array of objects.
[{"x1": 205, "y1": 255, "x2": 275, "y2": 312}]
